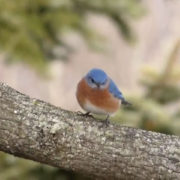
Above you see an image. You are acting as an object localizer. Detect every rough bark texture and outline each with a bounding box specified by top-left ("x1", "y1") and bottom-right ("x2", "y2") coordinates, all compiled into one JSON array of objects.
[{"x1": 0, "y1": 82, "x2": 180, "y2": 180}]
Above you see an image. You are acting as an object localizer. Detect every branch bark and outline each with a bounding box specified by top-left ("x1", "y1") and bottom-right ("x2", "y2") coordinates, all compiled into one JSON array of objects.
[{"x1": 0, "y1": 82, "x2": 180, "y2": 179}]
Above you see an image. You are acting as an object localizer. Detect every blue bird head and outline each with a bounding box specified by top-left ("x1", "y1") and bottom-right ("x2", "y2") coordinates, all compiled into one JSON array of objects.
[{"x1": 85, "y1": 68, "x2": 109, "y2": 89}]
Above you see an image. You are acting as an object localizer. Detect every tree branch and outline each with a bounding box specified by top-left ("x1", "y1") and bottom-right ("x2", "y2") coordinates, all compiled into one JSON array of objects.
[{"x1": 0, "y1": 82, "x2": 180, "y2": 179}]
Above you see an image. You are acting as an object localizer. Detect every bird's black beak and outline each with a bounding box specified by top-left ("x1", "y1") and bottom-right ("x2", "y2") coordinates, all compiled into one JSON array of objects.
[{"x1": 96, "y1": 83, "x2": 100, "y2": 88}]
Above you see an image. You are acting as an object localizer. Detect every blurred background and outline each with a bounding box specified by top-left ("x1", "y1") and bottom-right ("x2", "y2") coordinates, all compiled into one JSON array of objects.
[{"x1": 0, "y1": 0, "x2": 180, "y2": 179}]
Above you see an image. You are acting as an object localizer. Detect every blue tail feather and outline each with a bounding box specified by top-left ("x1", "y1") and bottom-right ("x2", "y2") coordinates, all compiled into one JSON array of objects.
[{"x1": 121, "y1": 98, "x2": 132, "y2": 106}]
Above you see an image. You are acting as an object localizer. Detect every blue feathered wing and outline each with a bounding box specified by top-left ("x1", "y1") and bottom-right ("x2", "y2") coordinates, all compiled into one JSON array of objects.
[{"x1": 108, "y1": 79, "x2": 130, "y2": 105}]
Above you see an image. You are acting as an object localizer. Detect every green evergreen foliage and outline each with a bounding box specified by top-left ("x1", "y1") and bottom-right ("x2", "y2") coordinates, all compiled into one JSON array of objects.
[
  {"x1": 113, "y1": 41, "x2": 180, "y2": 135},
  {"x1": 0, "y1": 152, "x2": 88, "y2": 180},
  {"x1": 143, "y1": 41, "x2": 180, "y2": 104},
  {"x1": 0, "y1": 0, "x2": 144, "y2": 71}
]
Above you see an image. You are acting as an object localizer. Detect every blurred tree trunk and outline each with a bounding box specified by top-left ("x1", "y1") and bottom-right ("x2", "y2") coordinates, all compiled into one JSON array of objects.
[{"x1": 0, "y1": 83, "x2": 180, "y2": 180}]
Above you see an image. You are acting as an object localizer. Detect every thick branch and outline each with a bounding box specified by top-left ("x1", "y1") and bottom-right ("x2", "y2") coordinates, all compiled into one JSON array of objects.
[{"x1": 0, "y1": 82, "x2": 180, "y2": 179}]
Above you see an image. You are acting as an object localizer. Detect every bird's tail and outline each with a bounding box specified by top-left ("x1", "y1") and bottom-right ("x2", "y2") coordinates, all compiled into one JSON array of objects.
[{"x1": 122, "y1": 99, "x2": 132, "y2": 106}]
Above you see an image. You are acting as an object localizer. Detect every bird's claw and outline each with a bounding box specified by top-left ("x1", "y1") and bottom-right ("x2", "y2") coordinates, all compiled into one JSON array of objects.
[
  {"x1": 77, "y1": 111, "x2": 93, "y2": 118},
  {"x1": 105, "y1": 119, "x2": 110, "y2": 126}
]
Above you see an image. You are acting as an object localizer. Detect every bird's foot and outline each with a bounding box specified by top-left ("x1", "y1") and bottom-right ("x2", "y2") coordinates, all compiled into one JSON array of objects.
[
  {"x1": 105, "y1": 118, "x2": 110, "y2": 126},
  {"x1": 105, "y1": 115, "x2": 110, "y2": 126},
  {"x1": 77, "y1": 111, "x2": 93, "y2": 118},
  {"x1": 99, "y1": 115, "x2": 110, "y2": 128}
]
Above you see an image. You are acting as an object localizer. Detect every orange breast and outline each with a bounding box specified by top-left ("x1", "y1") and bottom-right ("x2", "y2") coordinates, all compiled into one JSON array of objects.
[{"x1": 76, "y1": 79, "x2": 120, "y2": 113}]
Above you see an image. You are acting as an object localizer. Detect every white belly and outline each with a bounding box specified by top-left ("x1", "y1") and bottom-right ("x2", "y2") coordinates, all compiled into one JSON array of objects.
[{"x1": 83, "y1": 100, "x2": 112, "y2": 115}]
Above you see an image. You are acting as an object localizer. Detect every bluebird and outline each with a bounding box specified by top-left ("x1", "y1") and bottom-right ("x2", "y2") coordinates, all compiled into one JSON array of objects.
[{"x1": 76, "y1": 68, "x2": 130, "y2": 125}]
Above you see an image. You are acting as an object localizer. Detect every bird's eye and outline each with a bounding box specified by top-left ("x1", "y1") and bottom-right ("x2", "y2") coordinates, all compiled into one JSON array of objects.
[
  {"x1": 91, "y1": 78, "x2": 95, "y2": 83},
  {"x1": 88, "y1": 77, "x2": 95, "y2": 83}
]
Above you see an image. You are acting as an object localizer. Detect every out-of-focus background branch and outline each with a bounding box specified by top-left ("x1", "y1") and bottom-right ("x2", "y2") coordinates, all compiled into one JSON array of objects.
[
  {"x1": 0, "y1": 0, "x2": 180, "y2": 179},
  {"x1": 0, "y1": 0, "x2": 143, "y2": 71}
]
